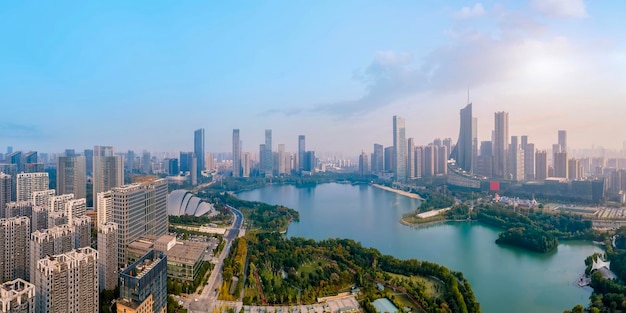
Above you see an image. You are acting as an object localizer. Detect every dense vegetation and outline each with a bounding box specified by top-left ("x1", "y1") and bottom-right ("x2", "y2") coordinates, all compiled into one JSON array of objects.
[
  {"x1": 417, "y1": 191, "x2": 455, "y2": 212},
  {"x1": 240, "y1": 232, "x2": 480, "y2": 313},
  {"x1": 474, "y1": 204, "x2": 593, "y2": 252},
  {"x1": 211, "y1": 192, "x2": 299, "y2": 232},
  {"x1": 495, "y1": 227, "x2": 558, "y2": 253}
]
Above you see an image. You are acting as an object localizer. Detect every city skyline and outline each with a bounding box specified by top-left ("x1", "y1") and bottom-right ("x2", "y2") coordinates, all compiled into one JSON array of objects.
[{"x1": 1, "y1": 1, "x2": 626, "y2": 154}]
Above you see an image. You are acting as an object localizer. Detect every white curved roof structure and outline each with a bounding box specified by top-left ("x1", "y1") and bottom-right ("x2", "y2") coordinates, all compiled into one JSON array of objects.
[
  {"x1": 167, "y1": 190, "x2": 217, "y2": 217},
  {"x1": 591, "y1": 258, "x2": 611, "y2": 272}
]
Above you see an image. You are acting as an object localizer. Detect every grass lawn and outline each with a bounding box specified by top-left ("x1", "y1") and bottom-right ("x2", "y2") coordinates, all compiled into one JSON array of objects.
[{"x1": 387, "y1": 273, "x2": 443, "y2": 299}]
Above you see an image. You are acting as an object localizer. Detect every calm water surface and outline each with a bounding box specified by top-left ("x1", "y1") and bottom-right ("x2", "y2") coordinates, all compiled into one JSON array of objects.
[{"x1": 237, "y1": 183, "x2": 603, "y2": 313}]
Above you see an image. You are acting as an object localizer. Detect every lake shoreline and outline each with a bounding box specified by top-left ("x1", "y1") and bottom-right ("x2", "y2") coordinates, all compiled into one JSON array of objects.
[{"x1": 371, "y1": 184, "x2": 425, "y2": 200}]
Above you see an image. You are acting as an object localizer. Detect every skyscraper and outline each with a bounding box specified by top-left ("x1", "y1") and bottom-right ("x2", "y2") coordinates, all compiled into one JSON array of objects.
[
  {"x1": 194, "y1": 128, "x2": 205, "y2": 178},
  {"x1": 558, "y1": 130, "x2": 567, "y2": 153},
  {"x1": 452, "y1": 103, "x2": 474, "y2": 173},
  {"x1": 494, "y1": 112, "x2": 509, "y2": 178},
  {"x1": 384, "y1": 146, "x2": 394, "y2": 172},
  {"x1": 141, "y1": 151, "x2": 151, "y2": 174},
  {"x1": 524, "y1": 143, "x2": 535, "y2": 180},
  {"x1": 16, "y1": 173, "x2": 48, "y2": 202},
  {"x1": 422, "y1": 146, "x2": 435, "y2": 177},
  {"x1": 278, "y1": 144, "x2": 286, "y2": 175},
  {"x1": 298, "y1": 135, "x2": 306, "y2": 172},
  {"x1": 263, "y1": 129, "x2": 273, "y2": 177},
  {"x1": 393, "y1": 116, "x2": 407, "y2": 181},
  {"x1": 56, "y1": 155, "x2": 86, "y2": 200},
  {"x1": 0, "y1": 217, "x2": 30, "y2": 283},
  {"x1": 242, "y1": 153, "x2": 251, "y2": 178},
  {"x1": 0, "y1": 174, "x2": 11, "y2": 219},
  {"x1": 232, "y1": 129, "x2": 241, "y2": 177},
  {"x1": 84, "y1": 149, "x2": 94, "y2": 176},
  {"x1": 117, "y1": 250, "x2": 167, "y2": 313},
  {"x1": 34, "y1": 247, "x2": 98, "y2": 313},
  {"x1": 29, "y1": 224, "x2": 75, "y2": 282}
]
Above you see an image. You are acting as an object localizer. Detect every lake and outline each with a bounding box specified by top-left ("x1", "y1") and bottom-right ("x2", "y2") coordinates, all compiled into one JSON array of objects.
[{"x1": 237, "y1": 183, "x2": 602, "y2": 313}]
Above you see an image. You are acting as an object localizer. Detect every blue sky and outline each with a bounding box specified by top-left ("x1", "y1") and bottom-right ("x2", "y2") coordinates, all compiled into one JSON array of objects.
[{"x1": 1, "y1": 1, "x2": 625, "y2": 155}]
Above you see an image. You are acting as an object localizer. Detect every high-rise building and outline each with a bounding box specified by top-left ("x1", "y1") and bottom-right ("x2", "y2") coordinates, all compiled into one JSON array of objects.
[
  {"x1": 554, "y1": 151, "x2": 569, "y2": 178},
  {"x1": 106, "y1": 179, "x2": 167, "y2": 267},
  {"x1": 232, "y1": 129, "x2": 241, "y2": 177},
  {"x1": 436, "y1": 145, "x2": 449, "y2": 175},
  {"x1": 0, "y1": 164, "x2": 17, "y2": 203},
  {"x1": 371, "y1": 144, "x2": 384, "y2": 173},
  {"x1": 163, "y1": 158, "x2": 179, "y2": 175},
  {"x1": 493, "y1": 112, "x2": 509, "y2": 178},
  {"x1": 29, "y1": 224, "x2": 75, "y2": 282},
  {"x1": 535, "y1": 150, "x2": 548, "y2": 180},
  {"x1": 524, "y1": 143, "x2": 535, "y2": 180},
  {"x1": 277, "y1": 144, "x2": 286, "y2": 176},
  {"x1": 97, "y1": 222, "x2": 118, "y2": 292},
  {"x1": 298, "y1": 135, "x2": 306, "y2": 172},
  {"x1": 422, "y1": 146, "x2": 435, "y2": 177},
  {"x1": 0, "y1": 174, "x2": 11, "y2": 219},
  {"x1": 0, "y1": 278, "x2": 35, "y2": 313},
  {"x1": 558, "y1": 130, "x2": 567, "y2": 153},
  {"x1": 407, "y1": 139, "x2": 416, "y2": 179},
  {"x1": 72, "y1": 215, "x2": 91, "y2": 249},
  {"x1": 452, "y1": 103, "x2": 474, "y2": 173},
  {"x1": 194, "y1": 128, "x2": 205, "y2": 178},
  {"x1": 34, "y1": 247, "x2": 98, "y2": 313},
  {"x1": 16, "y1": 173, "x2": 48, "y2": 202},
  {"x1": 358, "y1": 152, "x2": 369, "y2": 176},
  {"x1": 93, "y1": 146, "x2": 123, "y2": 212},
  {"x1": 179, "y1": 152, "x2": 193, "y2": 173},
  {"x1": 476, "y1": 141, "x2": 493, "y2": 178},
  {"x1": 57, "y1": 155, "x2": 86, "y2": 200},
  {"x1": 393, "y1": 116, "x2": 407, "y2": 181},
  {"x1": 84, "y1": 149, "x2": 94, "y2": 176},
  {"x1": 0, "y1": 217, "x2": 30, "y2": 283},
  {"x1": 141, "y1": 151, "x2": 151, "y2": 174},
  {"x1": 125, "y1": 150, "x2": 136, "y2": 173},
  {"x1": 117, "y1": 250, "x2": 167, "y2": 313},
  {"x1": 304, "y1": 151, "x2": 316, "y2": 172},
  {"x1": 263, "y1": 129, "x2": 273, "y2": 177},
  {"x1": 4, "y1": 201, "x2": 32, "y2": 220},
  {"x1": 242, "y1": 153, "x2": 250, "y2": 178},
  {"x1": 414, "y1": 146, "x2": 423, "y2": 178},
  {"x1": 568, "y1": 158, "x2": 582, "y2": 180},
  {"x1": 384, "y1": 146, "x2": 394, "y2": 172}
]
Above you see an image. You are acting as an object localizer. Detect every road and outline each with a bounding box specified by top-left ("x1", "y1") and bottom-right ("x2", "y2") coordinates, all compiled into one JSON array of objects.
[{"x1": 186, "y1": 205, "x2": 244, "y2": 313}]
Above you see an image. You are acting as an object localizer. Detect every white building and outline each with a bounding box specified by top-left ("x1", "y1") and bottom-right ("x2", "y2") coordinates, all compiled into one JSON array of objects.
[
  {"x1": 16, "y1": 173, "x2": 48, "y2": 202},
  {"x1": 97, "y1": 222, "x2": 118, "y2": 292},
  {"x1": 0, "y1": 279, "x2": 35, "y2": 313}
]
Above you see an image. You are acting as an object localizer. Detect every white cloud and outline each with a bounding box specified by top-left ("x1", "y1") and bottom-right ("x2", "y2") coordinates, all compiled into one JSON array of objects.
[
  {"x1": 530, "y1": 0, "x2": 587, "y2": 18},
  {"x1": 453, "y1": 3, "x2": 486, "y2": 19}
]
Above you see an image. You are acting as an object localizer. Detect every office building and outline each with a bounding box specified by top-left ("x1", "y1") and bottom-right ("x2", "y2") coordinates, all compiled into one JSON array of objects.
[
  {"x1": 29, "y1": 224, "x2": 75, "y2": 282},
  {"x1": 194, "y1": 129, "x2": 205, "y2": 178},
  {"x1": 34, "y1": 247, "x2": 98, "y2": 313},
  {"x1": 393, "y1": 116, "x2": 407, "y2": 181},
  {"x1": 57, "y1": 155, "x2": 86, "y2": 200},
  {"x1": 16, "y1": 173, "x2": 48, "y2": 203},
  {"x1": 0, "y1": 279, "x2": 35, "y2": 313},
  {"x1": 262, "y1": 129, "x2": 273, "y2": 177},
  {"x1": 554, "y1": 151, "x2": 569, "y2": 178},
  {"x1": 524, "y1": 143, "x2": 535, "y2": 180},
  {"x1": 117, "y1": 250, "x2": 167, "y2": 313},
  {"x1": 0, "y1": 217, "x2": 30, "y2": 283},
  {"x1": 452, "y1": 103, "x2": 474, "y2": 173},
  {"x1": 558, "y1": 130, "x2": 567, "y2": 153},
  {"x1": 494, "y1": 112, "x2": 509, "y2": 178},
  {"x1": 106, "y1": 179, "x2": 167, "y2": 267},
  {"x1": 125, "y1": 150, "x2": 136, "y2": 173},
  {"x1": 97, "y1": 222, "x2": 118, "y2": 292},
  {"x1": 140, "y1": 151, "x2": 151, "y2": 174},
  {"x1": 232, "y1": 129, "x2": 241, "y2": 177},
  {"x1": 0, "y1": 174, "x2": 11, "y2": 219},
  {"x1": 163, "y1": 158, "x2": 178, "y2": 175},
  {"x1": 179, "y1": 152, "x2": 193, "y2": 173},
  {"x1": 536, "y1": 151, "x2": 548, "y2": 180},
  {"x1": 190, "y1": 154, "x2": 197, "y2": 185}
]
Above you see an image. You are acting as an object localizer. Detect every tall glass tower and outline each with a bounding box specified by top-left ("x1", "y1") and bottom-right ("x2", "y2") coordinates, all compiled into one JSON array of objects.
[
  {"x1": 194, "y1": 128, "x2": 205, "y2": 177},
  {"x1": 393, "y1": 116, "x2": 407, "y2": 181}
]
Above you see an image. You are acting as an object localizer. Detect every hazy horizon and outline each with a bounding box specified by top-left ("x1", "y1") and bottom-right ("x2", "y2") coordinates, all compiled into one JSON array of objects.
[{"x1": 2, "y1": 1, "x2": 625, "y2": 155}]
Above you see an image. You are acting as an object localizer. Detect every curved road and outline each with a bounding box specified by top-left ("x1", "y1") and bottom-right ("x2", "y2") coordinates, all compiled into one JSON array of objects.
[{"x1": 187, "y1": 205, "x2": 244, "y2": 313}]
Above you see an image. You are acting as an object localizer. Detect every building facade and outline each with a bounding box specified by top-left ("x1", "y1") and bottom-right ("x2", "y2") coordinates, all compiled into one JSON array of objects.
[
  {"x1": 118, "y1": 250, "x2": 167, "y2": 313},
  {"x1": 56, "y1": 156, "x2": 86, "y2": 200},
  {"x1": 0, "y1": 217, "x2": 30, "y2": 283}
]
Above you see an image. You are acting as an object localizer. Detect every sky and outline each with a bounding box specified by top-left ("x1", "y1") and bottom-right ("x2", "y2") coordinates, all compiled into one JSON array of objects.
[{"x1": 1, "y1": 0, "x2": 625, "y2": 156}]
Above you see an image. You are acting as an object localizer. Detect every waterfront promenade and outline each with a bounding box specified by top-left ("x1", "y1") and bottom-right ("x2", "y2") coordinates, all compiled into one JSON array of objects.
[{"x1": 372, "y1": 184, "x2": 424, "y2": 200}]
